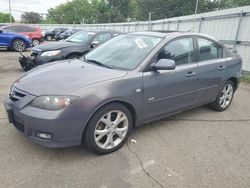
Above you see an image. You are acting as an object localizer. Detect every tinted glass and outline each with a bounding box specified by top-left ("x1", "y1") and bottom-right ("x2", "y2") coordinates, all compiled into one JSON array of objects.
[
  {"x1": 158, "y1": 38, "x2": 194, "y2": 66},
  {"x1": 65, "y1": 31, "x2": 96, "y2": 43},
  {"x1": 198, "y1": 38, "x2": 222, "y2": 61},
  {"x1": 85, "y1": 34, "x2": 162, "y2": 70},
  {"x1": 93, "y1": 33, "x2": 112, "y2": 44}
]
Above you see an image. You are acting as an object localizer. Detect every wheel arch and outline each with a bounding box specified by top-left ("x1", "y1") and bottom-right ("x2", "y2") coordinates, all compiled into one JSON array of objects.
[
  {"x1": 228, "y1": 77, "x2": 238, "y2": 91},
  {"x1": 81, "y1": 99, "x2": 137, "y2": 142},
  {"x1": 10, "y1": 37, "x2": 27, "y2": 49}
]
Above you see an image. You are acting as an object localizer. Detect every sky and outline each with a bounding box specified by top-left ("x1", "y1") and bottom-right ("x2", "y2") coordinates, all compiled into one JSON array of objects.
[{"x1": 0, "y1": 0, "x2": 68, "y2": 20}]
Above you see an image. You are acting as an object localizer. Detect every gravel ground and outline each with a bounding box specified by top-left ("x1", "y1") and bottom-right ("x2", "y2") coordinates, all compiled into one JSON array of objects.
[{"x1": 0, "y1": 46, "x2": 250, "y2": 188}]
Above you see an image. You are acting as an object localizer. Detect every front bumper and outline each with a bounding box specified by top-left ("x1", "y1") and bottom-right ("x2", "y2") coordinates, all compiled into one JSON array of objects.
[{"x1": 3, "y1": 96, "x2": 84, "y2": 148}]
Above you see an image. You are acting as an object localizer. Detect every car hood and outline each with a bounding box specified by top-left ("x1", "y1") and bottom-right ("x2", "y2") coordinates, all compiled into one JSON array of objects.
[
  {"x1": 14, "y1": 59, "x2": 128, "y2": 96},
  {"x1": 33, "y1": 41, "x2": 86, "y2": 51}
]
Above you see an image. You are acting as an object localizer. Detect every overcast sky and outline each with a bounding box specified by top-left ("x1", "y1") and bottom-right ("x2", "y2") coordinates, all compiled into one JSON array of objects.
[{"x1": 0, "y1": 0, "x2": 68, "y2": 20}]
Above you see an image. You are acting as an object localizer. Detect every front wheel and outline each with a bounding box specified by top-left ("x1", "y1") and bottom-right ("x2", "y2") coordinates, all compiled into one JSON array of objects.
[
  {"x1": 209, "y1": 80, "x2": 235, "y2": 111},
  {"x1": 83, "y1": 103, "x2": 133, "y2": 154},
  {"x1": 12, "y1": 39, "x2": 26, "y2": 52}
]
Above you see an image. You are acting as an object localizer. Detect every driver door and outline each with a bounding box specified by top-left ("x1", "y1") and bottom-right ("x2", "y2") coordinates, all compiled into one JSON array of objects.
[{"x1": 142, "y1": 37, "x2": 198, "y2": 120}]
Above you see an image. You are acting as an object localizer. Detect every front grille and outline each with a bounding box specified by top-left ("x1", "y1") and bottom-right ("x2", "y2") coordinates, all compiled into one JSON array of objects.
[{"x1": 9, "y1": 87, "x2": 27, "y2": 102}]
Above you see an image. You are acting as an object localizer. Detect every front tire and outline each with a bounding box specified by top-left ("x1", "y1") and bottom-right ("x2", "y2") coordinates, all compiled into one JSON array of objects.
[
  {"x1": 83, "y1": 103, "x2": 133, "y2": 154},
  {"x1": 12, "y1": 39, "x2": 26, "y2": 52},
  {"x1": 209, "y1": 80, "x2": 235, "y2": 111}
]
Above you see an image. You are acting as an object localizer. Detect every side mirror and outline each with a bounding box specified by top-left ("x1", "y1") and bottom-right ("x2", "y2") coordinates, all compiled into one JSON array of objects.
[
  {"x1": 0, "y1": 29, "x2": 3, "y2": 34},
  {"x1": 90, "y1": 41, "x2": 100, "y2": 48},
  {"x1": 151, "y1": 59, "x2": 176, "y2": 71}
]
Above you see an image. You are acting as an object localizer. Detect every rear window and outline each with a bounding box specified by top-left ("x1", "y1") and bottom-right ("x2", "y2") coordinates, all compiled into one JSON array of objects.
[{"x1": 198, "y1": 38, "x2": 223, "y2": 61}]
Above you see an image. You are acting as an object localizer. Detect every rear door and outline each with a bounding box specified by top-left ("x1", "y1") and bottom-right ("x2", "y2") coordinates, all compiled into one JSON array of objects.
[
  {"x1": 143, "y1": 37, "x2": 198, "y2": 120},
  {"x1": 194, "y1": 37, "x2": 225, "y2": 105}
]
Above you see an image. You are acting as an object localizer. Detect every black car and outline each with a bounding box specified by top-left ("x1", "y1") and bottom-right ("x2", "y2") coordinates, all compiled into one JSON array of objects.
[
  {"x1": 55, "y1": 29, "x2": 82, "y2": 41},
  {"x1": 19, "y1": 30, "x2": 121, "y2": 71},
  {"x1": 44, "y1": 28, "x2": 68, "y2": 41}
]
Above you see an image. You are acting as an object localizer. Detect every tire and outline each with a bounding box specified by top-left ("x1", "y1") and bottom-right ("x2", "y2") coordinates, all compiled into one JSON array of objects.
[
  {"x1": 209, "y1": 80, "x2": 235, "y2": 111},
  {"x1": 46, "y1": 35, "x2": 52, "y2": 41},
  {"x1": 32, "y1": 39, "x2": 40, "y2": 46},
  {"x1": 12, "y1": 39, "x2": 26, "y2": 52},
  {"x1": 83, "y1": 103, "x2": 133, "y2": 154}
]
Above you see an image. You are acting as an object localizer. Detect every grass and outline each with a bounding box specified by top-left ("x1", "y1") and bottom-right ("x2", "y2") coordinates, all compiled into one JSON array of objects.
[{"x1": 242, "y1": 73, "x2": 250, "y2": 84}]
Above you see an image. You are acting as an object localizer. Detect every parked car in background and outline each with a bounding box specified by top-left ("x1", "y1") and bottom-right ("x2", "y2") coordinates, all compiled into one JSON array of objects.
[
  {"x1": 0, "y1": 28, "x2": 32, "y2": 51},
  {"x1": 1, "y1": 25, "x2": 43, "y2": 46},
  {"x1": 19, "y1": 30, "x2": 121, "y2": 71},
  {"x1": 55, "y1": 29, "x2": 82, "y2": 41},
  {"x1": 5, "y1": 32, "x2": 242, "y2": 153},
  {"x1": 44, "y1": 28, "x2": 67, "y2": 41}
]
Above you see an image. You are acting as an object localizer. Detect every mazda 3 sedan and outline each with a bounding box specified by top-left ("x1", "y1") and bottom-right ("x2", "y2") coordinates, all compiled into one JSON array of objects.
[{"x1": 4, "y1": 32, "x2": 242, "y2": 154}]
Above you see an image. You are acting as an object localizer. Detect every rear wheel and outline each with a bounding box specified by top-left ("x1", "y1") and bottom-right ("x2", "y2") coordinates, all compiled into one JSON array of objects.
[
  {"x1": 83, "y1": 103, "x2": 133, "y2": 154},
  {"x1": 32, "y1": 39, "x2": 40, "y2": 46},
  {"x1": 12, "y1": 39, "x2": 26, "y2": 52},
  {"x1": 209, "y1": 80, "x2": 235, "y2": 111}
]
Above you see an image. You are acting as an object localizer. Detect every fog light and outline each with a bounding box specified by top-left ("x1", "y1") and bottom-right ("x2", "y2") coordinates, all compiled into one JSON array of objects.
[{"x1": 36, "y1": 132, "x2": 52, "y2": 140}]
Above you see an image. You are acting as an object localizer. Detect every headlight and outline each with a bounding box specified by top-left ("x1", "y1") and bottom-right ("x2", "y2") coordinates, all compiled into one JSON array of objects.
[
  {"x1": 30, "y1": 96, "x2": 79, "y2": 110},
  {"x1": 41, "y1": 50, "x2": 61, "y2": 57}
]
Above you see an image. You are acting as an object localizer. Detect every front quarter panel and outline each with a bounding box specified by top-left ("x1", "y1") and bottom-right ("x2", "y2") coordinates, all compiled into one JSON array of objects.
[{"x1": 73, "y1": 71, "x2": 144, "y2": 133}]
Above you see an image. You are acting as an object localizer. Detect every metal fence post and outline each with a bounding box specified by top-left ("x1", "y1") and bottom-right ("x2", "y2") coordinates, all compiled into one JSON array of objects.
[
  {"x1": 162, "y1": 21, "x2": 165, "y2": 30},
  {"x1": 198, "y1": 17, "x2": 203, "y2": 32},
  {"x1": 234, "y1": 10, "x2": 244, "y2": 50},
  {"x1": 167, "y1": 21, "x2": 170, "y2": 30},
  {"x1": 176, "y1": 20, "x2": 180, "y2": 31}
]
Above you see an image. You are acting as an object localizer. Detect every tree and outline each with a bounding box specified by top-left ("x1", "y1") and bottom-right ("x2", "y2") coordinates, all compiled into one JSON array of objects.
[
  {"x1": 0, "y1": 13, "x2": 15, "y2": 23},
  {"x1": 21, "y1": 12, "x2": 42, "y2": 23}
]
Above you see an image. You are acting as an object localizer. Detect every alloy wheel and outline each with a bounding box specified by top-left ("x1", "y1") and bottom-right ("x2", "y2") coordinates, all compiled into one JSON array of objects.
[
  {"x1": 219, "y1": 83, "x2": 233, "y2": 109},
  {"x1": 94, "y1": 110, "x2": 129, "y2": 150}
]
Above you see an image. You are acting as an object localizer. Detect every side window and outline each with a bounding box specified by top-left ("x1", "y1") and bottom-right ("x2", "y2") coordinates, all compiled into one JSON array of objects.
[
  {"x1": 29, "y1": 27, "x2": 36, "y2": 32},
  {"x1": 198, "y1": 38, "x2": 223, "y2": 61},
  {"x1": 93, "y1": 33, "x2": 112, "y2": 44},
  {"x1": 158, "y1": 38, "x2": 194, "y2": 66}
]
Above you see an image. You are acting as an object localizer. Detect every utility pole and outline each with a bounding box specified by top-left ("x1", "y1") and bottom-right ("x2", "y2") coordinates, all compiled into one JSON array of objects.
[
  {"x1": 9, "y1": 0, "x2": 12, "y2": 23},
  {"x1": 195, "y1": 0, "x2": 199, "y2": 15}
]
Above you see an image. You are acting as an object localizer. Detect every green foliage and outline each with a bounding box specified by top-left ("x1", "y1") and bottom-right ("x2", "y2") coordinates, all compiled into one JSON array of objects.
[
  {"x1": 20, "y1": 12, "x2": 43, "y2": 23},
  {"x1": 0, "y1": 13, "x2": 15, "y2": 23},
  {"x1": 242, "y1": 73, "x2": 250, "y2": 84},
  {"x1": 45, "y1": 0, "x2": 250, "y2": 24}
]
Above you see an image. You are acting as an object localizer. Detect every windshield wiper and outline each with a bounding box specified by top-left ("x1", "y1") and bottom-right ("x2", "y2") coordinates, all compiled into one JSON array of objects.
[{"x1": 86, "y1": 59, "x2": 112, "y2": 69}]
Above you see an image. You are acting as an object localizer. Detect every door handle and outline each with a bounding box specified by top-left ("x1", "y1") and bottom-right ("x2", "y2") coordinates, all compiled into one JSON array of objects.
[
  {"x1": 185, "y1": 71, "x2": 196, "y2": 78},
  {"x1": 218, "y1": 65, "x2": 225, "y2": 71}
]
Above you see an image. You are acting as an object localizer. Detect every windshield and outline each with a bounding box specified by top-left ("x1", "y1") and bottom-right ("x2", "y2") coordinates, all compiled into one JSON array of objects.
[
  {"x1": 85, "y1": 34, "x2": 162, "y2": 70},
  {"x1": 65, "y1": 31, "x2": 96, "y2": 43}
]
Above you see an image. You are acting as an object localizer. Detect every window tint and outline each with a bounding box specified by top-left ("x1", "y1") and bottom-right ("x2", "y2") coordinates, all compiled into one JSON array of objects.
[
  {"x1": 158, "y1": 38, "x2": 194, "y2": 66},
  {"x1": 93, "y1": 33, "x2": 112, "y2": 44},
  {"x1": 198, "y1": 38, "x2": 222, "y2": 61}
]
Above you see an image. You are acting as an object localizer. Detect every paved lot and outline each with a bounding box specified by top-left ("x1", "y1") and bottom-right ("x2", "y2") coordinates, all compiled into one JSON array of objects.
[{"x1": 0, "y1": 47, "x2": 250, "y2": 188}]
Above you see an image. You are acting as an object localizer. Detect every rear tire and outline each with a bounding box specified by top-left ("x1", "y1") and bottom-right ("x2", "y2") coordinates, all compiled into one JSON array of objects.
[
  {"x1": 209, "y1": 80, "x2": 235, "y2": 111},
  {"x1": 83, "y1": 103, "x2": 133, "y2": 154},
  {"x1": 12, "y1": 39, "x2": 26, "y2": 52},
  {"x1": 32, "y1": 39, "x2": 40, "y2": 46}
]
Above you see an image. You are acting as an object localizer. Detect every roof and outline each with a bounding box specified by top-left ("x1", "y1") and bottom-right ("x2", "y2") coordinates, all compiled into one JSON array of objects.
[{"x1": 129, "y1": 31, "x2": 219, "y2": 41}]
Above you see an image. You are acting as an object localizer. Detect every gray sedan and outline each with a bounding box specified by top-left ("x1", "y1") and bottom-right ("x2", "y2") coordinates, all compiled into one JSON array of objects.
[{"x1": 4, "y1": 31, "x2": 242, "y2": 154}]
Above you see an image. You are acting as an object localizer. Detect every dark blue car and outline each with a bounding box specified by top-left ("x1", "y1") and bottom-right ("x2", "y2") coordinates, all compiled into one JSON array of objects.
[{"x1": 0, "y1": 29, "x2": 32, "y2": 51}]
